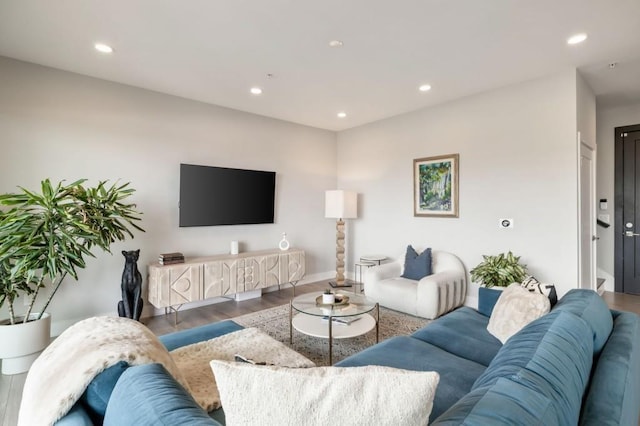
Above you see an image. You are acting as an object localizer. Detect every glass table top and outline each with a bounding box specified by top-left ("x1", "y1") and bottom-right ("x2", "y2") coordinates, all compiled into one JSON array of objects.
[{"x1": 291, "y1": 292, "x2": 376, "y2": 318}]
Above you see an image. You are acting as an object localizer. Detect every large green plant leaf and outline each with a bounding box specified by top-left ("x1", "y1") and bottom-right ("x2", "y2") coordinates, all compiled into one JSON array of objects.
[{"x1": 0, "y1": 179, "x2": 144, "y2": 323}]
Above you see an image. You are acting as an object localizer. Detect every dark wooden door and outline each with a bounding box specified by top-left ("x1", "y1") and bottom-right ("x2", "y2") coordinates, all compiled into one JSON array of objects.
[{"x1": 615, "y1": 124, "x2": 640, "y2": 294}]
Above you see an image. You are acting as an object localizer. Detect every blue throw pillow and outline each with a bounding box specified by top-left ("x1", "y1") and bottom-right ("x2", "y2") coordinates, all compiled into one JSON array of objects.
[
  {"x1": 81, "y1": 361, "x2": 129, "y2": 421},
  {"x1": 401, "y1": 245, "x2": 432, "y2": 280},
  {"x1": 103, "y1": 363, "x2": 218, "y2": 426}
]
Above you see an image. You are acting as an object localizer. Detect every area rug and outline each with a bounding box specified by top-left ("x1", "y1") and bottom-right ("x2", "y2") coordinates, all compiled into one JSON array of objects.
[{"x1": 233, "y1": 305, "x2": 431, "y2": 366}]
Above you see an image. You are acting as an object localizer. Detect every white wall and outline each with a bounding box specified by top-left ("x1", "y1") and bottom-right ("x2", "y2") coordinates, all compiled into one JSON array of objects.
[
  {"x1": 577, "y1": 72, "x2": 597, "y2": 149},
  {"x1": 337, "y1": 70, "x2": 581, "y2": 305},
  {"x1": 0, "y1": 56, "x2": 596, "y2": 330},
  {"x1": 0, "y1": 57, "x2": 337, "y2": 334},
  {"x1": 596, "y1": 101, "x2": 640, "y2": 291}
]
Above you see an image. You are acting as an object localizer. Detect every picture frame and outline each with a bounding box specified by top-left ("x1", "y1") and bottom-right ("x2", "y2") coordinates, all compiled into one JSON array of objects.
[{"x1": 413, "y1": 153, "x2": 459, "y2": 217}]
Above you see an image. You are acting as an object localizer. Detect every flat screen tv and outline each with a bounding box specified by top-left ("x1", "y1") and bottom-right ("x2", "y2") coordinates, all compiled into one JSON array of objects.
[{"x1": 179, "y1": 163, "x2": 276, "y2": 227}]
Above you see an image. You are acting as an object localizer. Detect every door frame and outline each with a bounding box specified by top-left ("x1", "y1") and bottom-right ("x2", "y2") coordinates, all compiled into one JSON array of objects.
[
  {"x1": 614, "y1": 124, "x2": 640, "y2": 293},
  {"x1": 577, "y1": 132, "x2": 597, "y2": 291}
]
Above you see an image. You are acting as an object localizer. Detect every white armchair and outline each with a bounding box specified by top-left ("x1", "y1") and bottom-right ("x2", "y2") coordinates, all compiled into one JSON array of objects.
[{"x1": 364, "y1": 250, "x2": 467, "y2": 319}]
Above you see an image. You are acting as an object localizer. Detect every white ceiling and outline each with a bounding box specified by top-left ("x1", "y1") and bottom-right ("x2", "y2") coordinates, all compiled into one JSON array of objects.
[{"x1": 1, "y1": 1, "x2": 639, "y2": 131}]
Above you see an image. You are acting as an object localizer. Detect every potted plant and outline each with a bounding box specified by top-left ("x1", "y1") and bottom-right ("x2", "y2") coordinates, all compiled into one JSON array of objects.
[
  {"x1": 470, "y1": 251, "x2": 527, "y2": 316},
  {"x1": 0, "y1": 179, "x2": 143, "y2": 374},
  {"x1": 322, "y1": 289, "x2": 335, "y2": 305}
]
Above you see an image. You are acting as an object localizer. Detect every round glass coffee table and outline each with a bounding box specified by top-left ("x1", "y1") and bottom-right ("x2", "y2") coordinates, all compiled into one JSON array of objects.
[{"x1": 289, "y1": 292, "x2": 379, "y2": 365}]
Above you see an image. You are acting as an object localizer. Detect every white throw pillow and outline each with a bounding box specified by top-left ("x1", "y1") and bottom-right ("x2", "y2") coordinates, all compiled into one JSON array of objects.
[
  {"x1": 210, "y1": 361, "x2": 439, "y2": 426},
  {"x1": 487, "y1": 282, "x2": 550, "y2": 344}
]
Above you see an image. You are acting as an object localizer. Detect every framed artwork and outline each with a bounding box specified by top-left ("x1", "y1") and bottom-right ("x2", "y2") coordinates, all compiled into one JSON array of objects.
[{"x1": 413, "y1": 153, "x2": 459, "y2": 217}]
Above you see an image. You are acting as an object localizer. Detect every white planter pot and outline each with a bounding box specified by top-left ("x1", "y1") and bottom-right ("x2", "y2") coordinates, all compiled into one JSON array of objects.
[
  {"x1": 0, "y1": 313, "x2": 51, "y2": 375},
  {"x1": 322, "y1": 293, "x2": 335, "y2": 304}
]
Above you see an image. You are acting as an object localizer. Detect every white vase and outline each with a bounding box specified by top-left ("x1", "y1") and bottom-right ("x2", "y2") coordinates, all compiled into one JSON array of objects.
[
  {"x1": 279, "y1": 233, "x2": 290, "y2": 251},
  {"x1": 0, "y1": 312, "x2": 51, "y2": 375}
]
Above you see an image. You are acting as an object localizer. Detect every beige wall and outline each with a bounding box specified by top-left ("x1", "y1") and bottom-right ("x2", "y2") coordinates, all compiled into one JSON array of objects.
[
  {"x1": 596, "y1": 102, "x2": 640, "y2": 291},
  {"x1": 0, "y1": 57, "x2": 338, "y2": 334},
  {"x1": 337, "y1": 70, "x2": 582, "y2": 305},
  {"x1": 0, "y1": 55, "x2": 596, "y2": 331}
]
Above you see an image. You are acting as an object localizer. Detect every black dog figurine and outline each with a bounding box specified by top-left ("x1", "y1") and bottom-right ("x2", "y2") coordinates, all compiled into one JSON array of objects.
[{"x1": 118, "y1": 249, "x2": 143, "y2": 321}]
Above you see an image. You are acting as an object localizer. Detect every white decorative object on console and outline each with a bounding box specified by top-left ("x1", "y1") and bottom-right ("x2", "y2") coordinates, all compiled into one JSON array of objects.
[
  {"x1": 230, "y1": 241, "x2": 239, "y2": 255},
  {"x1": 148, "y1": 249, "x2": 305, "y2": 323},
  {"x1": 279, "y1": 233, "x2": 290, "y2": 251}
]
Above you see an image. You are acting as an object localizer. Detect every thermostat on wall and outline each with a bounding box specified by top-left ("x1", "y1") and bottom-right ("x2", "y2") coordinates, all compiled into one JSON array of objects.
[{"x1": 499, "y1": 218, "x2": 514, "y2": 229}]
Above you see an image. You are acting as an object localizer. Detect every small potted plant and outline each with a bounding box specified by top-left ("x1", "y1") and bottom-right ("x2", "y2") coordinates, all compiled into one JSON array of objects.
[
  {"x1": 322, "y1": 289, "x2": 335, "y2": 305},
  {"x1": 470, "y1": 251, "x2": 527, "y2": 315}
]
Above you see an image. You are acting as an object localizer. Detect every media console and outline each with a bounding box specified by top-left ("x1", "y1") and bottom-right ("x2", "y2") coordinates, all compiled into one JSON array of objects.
[{"x1": 147, "y1": 248, "x2": 305, "y2": 323}]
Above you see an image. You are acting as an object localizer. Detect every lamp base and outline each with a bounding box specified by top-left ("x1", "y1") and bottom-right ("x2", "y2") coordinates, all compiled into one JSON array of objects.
[{"x1": 328, "y1": 280, "x2": 354, "y2": 288}]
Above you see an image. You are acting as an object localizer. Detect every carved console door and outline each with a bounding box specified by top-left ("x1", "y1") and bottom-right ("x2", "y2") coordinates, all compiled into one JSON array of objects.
[
  {"x1": 283, "y1": 250, "x2": 305, "y2": 283},
  {"x1": 203, "y1": 259, "x2": 240, "y2": 299},
  {"x1": 244, "y1": 253, "x2": 281, "y2": 291},
  {"x1": 148, "y1": 263, "x2": 202, "y2": 308}
]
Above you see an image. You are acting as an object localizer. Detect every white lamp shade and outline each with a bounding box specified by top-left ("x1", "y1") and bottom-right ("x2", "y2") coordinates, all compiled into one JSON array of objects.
[{"x1": 325, "y1": 190, "x2": 358, "y2": 219}]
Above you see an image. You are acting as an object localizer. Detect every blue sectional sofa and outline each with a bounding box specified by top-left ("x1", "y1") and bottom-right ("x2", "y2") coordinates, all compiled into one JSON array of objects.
[{"x1": 57, "y1": 289, "x2": 640, "y2": 425}]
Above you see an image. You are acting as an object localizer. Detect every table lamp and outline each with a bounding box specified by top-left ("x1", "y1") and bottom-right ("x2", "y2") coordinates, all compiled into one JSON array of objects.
[{"x1": 325, "y1": 190, "x2": 358, "y2": 287}]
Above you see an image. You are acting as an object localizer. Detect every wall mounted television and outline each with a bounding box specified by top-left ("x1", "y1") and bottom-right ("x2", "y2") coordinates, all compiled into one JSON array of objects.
[{"x1": 179, "y1": 163, "x2": 276, "y2": 227}]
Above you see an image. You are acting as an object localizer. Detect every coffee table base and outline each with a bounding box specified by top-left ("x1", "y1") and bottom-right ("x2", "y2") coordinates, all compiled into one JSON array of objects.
[{"x1": 289, "y1": 301, "x2": 379, "y2": 365}]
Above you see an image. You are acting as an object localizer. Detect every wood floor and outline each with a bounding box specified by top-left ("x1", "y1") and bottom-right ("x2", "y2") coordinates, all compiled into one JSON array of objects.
[
  {"x1": 2, "y1": 286, "x2": 640, "y2": 426},
  {"x1": 143, "y1": 281, "x2": 327, "y2": 335}
]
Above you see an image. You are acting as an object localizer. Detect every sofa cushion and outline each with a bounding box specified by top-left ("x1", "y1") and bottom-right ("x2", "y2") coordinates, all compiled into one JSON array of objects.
[
  {"x1": 475, "y1": 310, "x2": 592, "y2": 388},
  {"x1": 80, "y1": 361, "x2": 129, "y2": 421},
  {"x1": 401, "y1": 245, "x2": 432, "y2": 280},
  {"x1": 211, "y1": 361, "x2": 439, "y2": 426},
  {"x1": 411, "y1": 307, "x2": 501, "y2": 366},
  {"x1": 54, "y1": 403, "x2": 94, "y2": 426},
  {"x1": 487, "y1": 283, "x2": 550, "y2": 344},
  {"x1": 103, "y1": 363, "x2": 219, "y2": 426},
  {"x1": 470, "y1": 310, "x2": 593, "y2": 425},
  {"x1": 159, "y1": 319, "x2": 243, "y2": 351},
  {"x1": 552, "y1": 289, "x2": 613, "y2": 356},
  {"x1": 580, "y1": 311, "x2": 640, "y2": 426},
  {"x1": 336, "y1": 335, "x2": 486, "y2": 421},
  {"x1": 432, "y1": 377, "x2": 557, "y2": 425},
  {"x1": 369, "y1": 276, "x2": 421, "y2": 316}
]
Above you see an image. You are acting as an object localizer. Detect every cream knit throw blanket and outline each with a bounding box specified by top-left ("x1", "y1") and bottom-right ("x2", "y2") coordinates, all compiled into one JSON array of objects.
[
  {"x1": 172, "y1": 326, "x2": 315, "y2": 411},
  {"x1": 18, "y1": 316, "x2": 190, "y2": 426},
  {"x1": 18, "y1": 316, "x2": 314, "y2": 426}
]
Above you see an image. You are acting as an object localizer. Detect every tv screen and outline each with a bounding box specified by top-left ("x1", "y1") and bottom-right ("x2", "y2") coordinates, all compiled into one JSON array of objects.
[{"x1": 179, "y1": 164, "x2": 276, "y2": 227}]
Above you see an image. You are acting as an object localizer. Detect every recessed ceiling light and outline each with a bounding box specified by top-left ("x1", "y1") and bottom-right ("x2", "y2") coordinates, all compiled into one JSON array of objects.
[
  {"x1": 337, "y1": 112, "x2": 347, "y2": 118},
  {"x1": 419, "y1": 84, "x2": 432, "y2": 92},
  {"x1": 94, "y1": 43, "x2": 114, "y2": 53},
  {"x1": 567, "y1": 33, "x2": 587, "y2": 45},
  {"x1": 250, "y1": 87, "x2": 262, "y2": 95},
  {"x1": 328, "y1": 40, "x2": 344, "y2": 48}
]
